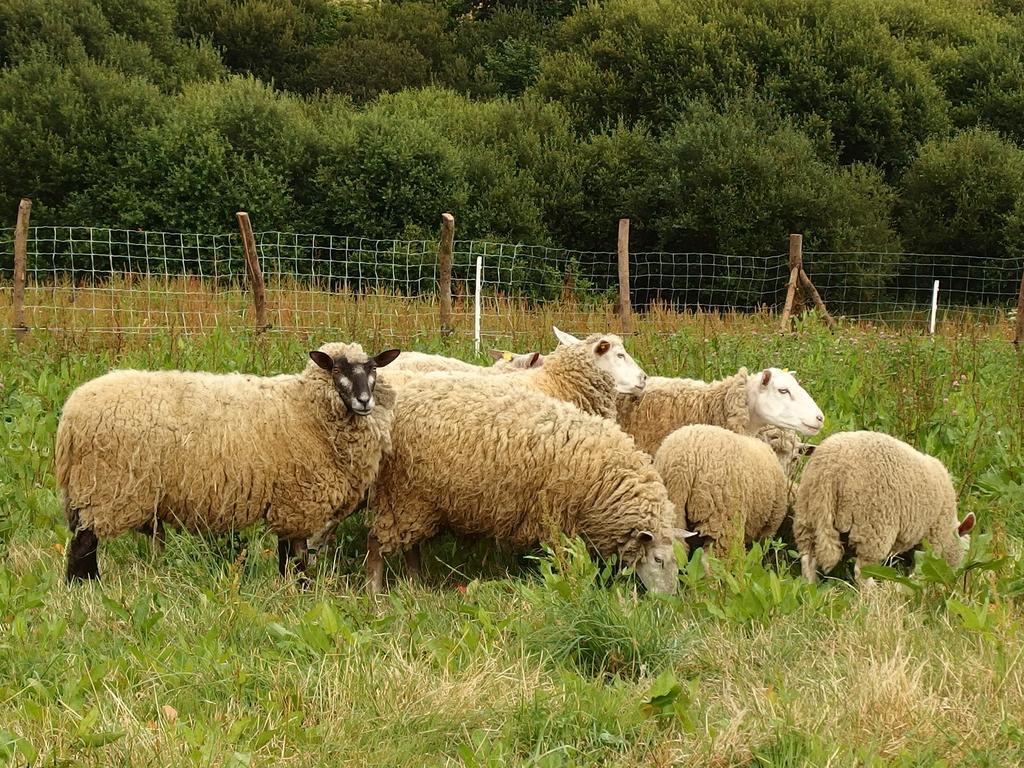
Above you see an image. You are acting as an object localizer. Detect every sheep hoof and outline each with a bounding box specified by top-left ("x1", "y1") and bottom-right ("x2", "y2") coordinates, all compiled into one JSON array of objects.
[
  {"x1": 66, "y1": 529, "x2": 100, "y2": 583},
  {"x1": 404, "y1": 547, "x2": 422, "y2": 580}
]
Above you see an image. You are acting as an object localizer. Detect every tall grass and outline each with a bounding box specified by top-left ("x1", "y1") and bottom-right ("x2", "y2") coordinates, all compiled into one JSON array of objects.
[{"x1": 1, "y1": 305, "x2": 1023, "y2": 766}]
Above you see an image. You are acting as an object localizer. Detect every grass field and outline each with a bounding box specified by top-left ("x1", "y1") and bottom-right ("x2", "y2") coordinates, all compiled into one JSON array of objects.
[{"x1": 1, "y1": 294, "x2": 1024, "y2": 766}]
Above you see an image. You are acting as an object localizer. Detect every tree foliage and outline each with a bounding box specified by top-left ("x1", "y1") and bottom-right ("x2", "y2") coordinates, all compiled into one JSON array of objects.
[{"x1": 0, "y1": 0, "x2": 1022, "y2": 306}]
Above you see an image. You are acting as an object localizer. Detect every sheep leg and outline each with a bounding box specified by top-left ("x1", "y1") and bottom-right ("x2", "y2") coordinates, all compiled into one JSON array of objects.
[
  {"x1": 277, "y1": 538, "x2": 290, "y2": 576},
  {"x1": 66, "y1": 529, "x2": 100, "y2": 583},
  {"x1": 366, "y1": 534, "x2": 385, "y2": 594},
  {"x1": 854, "y1": 558, "x2": 876, "y2": 588},
  {"x1": 801, "y1": 553, "x2": 817, "y2": 583},
  {"x1": 404, "y1": 545, "x2": 422, "y2": 580},
  {"x1": 277, "y1": 538, "x2": 310, "y2": 583}
]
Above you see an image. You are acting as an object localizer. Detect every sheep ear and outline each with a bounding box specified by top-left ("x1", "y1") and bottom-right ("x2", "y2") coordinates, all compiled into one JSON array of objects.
[
  {"x1": 958, "y1": 512, "x2": 976, "y2": 535},
  {"x1": 373, "y1": 349, "x2": 401, "y2": 368},
  {"x1": 553, "y1": 326, "x2": 580, "y2": 346},
  {"x1": 760, "y1": 369, "x2": 772, "y2": 387},
  {"x1": 672, "y1": 528, "x2": 698, "y2": 540},
  {"x1": 309, "y1": 351, "x2": 334, "y2": 371},
  {"x1": 527, "y1": 351, "x2": 542, "y2": 368},
  {"x1": 488, "y1": 349, "x2": 506, "y2": 361},
  {"x1": 636, "y1": 529, "x2": 654, "y2": 544}
]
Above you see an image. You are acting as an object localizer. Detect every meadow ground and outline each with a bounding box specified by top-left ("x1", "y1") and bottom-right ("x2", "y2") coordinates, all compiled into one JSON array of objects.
[{"x1": 1, "y1": 290, "x2": 1023, "y2": 766}]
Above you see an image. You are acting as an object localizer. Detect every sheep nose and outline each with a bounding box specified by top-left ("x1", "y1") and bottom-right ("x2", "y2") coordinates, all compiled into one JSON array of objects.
[{"x1": 357, "y1": 393, "x2": 371, "y2": 405}]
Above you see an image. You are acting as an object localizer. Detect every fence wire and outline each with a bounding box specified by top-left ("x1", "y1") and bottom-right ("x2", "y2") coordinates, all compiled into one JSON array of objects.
[{"x1": 0, "y1": 225, "x2": 1020, "y2": 336}]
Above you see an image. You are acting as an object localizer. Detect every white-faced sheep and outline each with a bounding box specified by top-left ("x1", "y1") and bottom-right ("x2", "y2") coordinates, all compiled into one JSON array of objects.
[
  {"x1": 387, "y1": 330, "x2": 645, "y2": 419},
  {"x1": 389, "y1": 349, "x2": 542, "y2": 374},
  {"x1": 654, "y1": 425, "x2": 793, "y2": 560},
  {"x1": 367, "y1": 374, "x2": 694, "y2": 594},
  {"x1": 616, "y1": 368, "x2": 824, "y2": 455},
  {"x1": 57, "y1": 342, "x2": 400, "y2": 582},
  {"x1": 793, "y1": 430, "x2": 976, "y2": 582}
]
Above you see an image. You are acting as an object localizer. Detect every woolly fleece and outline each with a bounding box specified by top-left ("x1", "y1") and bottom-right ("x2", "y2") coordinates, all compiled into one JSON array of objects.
[
  {"x1": 756, "y1": 425, "x2": 803, "y2": 477},
  {"x1": 617, "y1": 369, "x2": 750, "y2": 454},
  {"x1": 654, "y1": 424, "x2": 790, "y2": 555},
  {"x1": 56, "y1": 342, "x2": 395, "y2": 542},
  {"x1": 793, "y1": 430, "x2": 963, "y2": 574}
]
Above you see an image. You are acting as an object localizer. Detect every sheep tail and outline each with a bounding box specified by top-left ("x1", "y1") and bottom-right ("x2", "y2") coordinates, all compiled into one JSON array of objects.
[{"x1": 795, "y1": 470, "x2": 844, "y2": 574}]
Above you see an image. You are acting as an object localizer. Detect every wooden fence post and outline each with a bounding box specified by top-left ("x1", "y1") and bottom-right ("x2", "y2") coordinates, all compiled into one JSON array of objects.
[
  {"x1": 11, "y1": 198, "x2": 31, "y2": 339},
  {"x1": 797, "y1": 268, "x2": 836, "y2": 328},
  {"x1": 1015, "y1": 264, "x2": 1024, "y2": 348},
  {"x1": 438, "y1": 212, "x2": 454, "y2": 337},
  {"x1": 780, "y1": 233, "x2": 802, "y2": 331},
  {"x1": 236, "y1": 212, "x2": 268, "y2": 332},
  {"x1": 617, "y1": 218, "x2": 633, "y2": 335}
]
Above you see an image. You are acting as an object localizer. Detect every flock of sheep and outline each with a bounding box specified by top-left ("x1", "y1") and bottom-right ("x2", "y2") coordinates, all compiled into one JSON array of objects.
[{"x1": 55, "y1": 328, "x2": 976, "y2": 592}]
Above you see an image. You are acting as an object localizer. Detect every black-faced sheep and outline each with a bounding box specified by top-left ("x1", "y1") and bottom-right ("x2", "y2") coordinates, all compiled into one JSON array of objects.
[{"x1": 57, "y1": 342, "x2": 400, "y2": 582}]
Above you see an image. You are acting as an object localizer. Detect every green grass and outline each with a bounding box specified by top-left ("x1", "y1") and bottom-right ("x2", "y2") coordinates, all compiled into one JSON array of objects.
[{"x1": 2, "y1": 315, "x2": 1024, "y2": 766}]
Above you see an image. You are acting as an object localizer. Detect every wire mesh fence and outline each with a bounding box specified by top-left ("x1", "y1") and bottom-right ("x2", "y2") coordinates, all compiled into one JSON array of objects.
[{"x1": 1, "y1": 224, "x2": 1021, "y2": 337}]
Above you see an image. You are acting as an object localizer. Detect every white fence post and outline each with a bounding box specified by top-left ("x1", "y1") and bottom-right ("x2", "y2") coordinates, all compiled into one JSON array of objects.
[
  {"x1": 474, "y1": 255, "x2": 483, "y2": 354},
  {"x1": 929, "y1": 280, "x2": 939, "y2": 335}
]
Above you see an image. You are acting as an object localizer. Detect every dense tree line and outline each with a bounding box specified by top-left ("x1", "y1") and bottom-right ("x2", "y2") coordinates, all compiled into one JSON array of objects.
[{"x1": 1, "y1": 0, "x2": 1023, "y2": 305}]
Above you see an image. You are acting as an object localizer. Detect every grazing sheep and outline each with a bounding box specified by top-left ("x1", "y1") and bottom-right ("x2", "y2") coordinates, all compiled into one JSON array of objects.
[
  {"x1": 616, "y1": 368, "x2": 824, "y2": 455},
  {"x1": 793, "y1": 431, "x2": 976, "y2": 582},
  {"x1": 389, "y1": 350, "x2": 541, "y2": 374},
  {"x1": 366, "y1": 374, "x2": 694, "y2": 594},
  {"x1": 57, "y1": 342, "x2": 400, "y2": 582},
  {"x1": 654, "y1": 425, "x2": 792, "y2": 558}
]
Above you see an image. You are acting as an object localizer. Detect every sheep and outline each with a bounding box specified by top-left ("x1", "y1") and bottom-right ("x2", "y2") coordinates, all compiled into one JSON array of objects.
[
  {"x1": 616, "y1": 367, "x2": 825, "y2": 455},
  {"x1": 388, "y1": 349, "x2": 542, "y2": 374},
  {"x1": 387, "y1": 331, "x2": 645, "y2": 419},
  {"x1": 366, "y1": 373, "x2": 694, "y2": 593},
  {"x1": 654, "y1": 425, "x2": 792, "y2": 560},
  {"x1": 793, "y1": 431, "x2": 976, "y2": 583},
  {"x1": 57, "y1": 342, "x2": 401, "y2": 582}
]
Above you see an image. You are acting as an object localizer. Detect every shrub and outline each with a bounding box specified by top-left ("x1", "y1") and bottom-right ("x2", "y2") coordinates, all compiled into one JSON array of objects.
[
  {"x1": 0, "y1": 0, "x2": 222, "y2": 89},
  {"x1": 898, "y1": 128, "x2": 1024, "y2": 299},
  {"x1": 640, "y1": 98, "x2": 901, "y2": 310},
  {"x1": 60, "y1": 80, "x2": 297, "y2": 235},
  {"x1": 0, "y1": 56, "x2": 166, "y2": 220},
  {"x1": 537, "y1": 0, "x2": 949, "y2": 170}
]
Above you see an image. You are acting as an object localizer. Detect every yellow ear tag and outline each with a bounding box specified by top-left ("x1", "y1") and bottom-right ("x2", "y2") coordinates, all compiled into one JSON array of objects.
[{"x1": 502, "y1": 351, "x2": 513, "y2": 362}]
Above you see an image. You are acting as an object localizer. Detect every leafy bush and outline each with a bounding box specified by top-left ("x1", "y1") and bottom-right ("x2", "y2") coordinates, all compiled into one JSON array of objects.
[
  {"x1": 538, "y1": 0, "x2": 949, "y2": 169},
  {"x1": 0, "y1": 56, "x2": 166, "y2": 220},
  {"x1": 0, "y1": 0, "x2": 222, "y2": 89},
  {"x1": 641, "y1": 98, "x2": 901, "y2": 309},
  {"x1": 898, "y1": 128, "x2": 1024, "y2": 298}
]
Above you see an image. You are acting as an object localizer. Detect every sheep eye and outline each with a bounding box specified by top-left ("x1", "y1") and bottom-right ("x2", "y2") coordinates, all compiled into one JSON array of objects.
[
  {"x1": 617, "y1": 352, "x2": 625, "y2": 359},
  {"x1": 778, "y1": 388, "x2": 789, "y2": 395},
  {"x1": 654, "y1": 556, "x2": 664, "y2": 564}
]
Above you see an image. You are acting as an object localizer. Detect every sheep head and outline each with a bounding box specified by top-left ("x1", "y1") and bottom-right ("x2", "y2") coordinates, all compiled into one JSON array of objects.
[
  {"x1": 552, "y1": 326, "x2": 647, "y2": 394},
  {"x1": 746, "y1": 368, "x2": 824, "y2": 436},
  {"x1": 309, "y1": 346, "x2": 401, "y2": 416}
]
